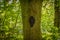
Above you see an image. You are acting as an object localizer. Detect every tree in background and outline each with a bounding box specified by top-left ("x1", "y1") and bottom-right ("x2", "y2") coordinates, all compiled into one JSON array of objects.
[
  {"x1": 54, "y1": 0, "x2": 60, "y2": 39},
  {"x1": 54, "y1": 0, "x2": 60, "y2": 31}
]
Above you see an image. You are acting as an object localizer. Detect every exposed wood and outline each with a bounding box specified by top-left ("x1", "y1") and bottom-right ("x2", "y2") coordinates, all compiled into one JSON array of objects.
[{"x1": 20, "y1": 0, "x2": 43, "y2": 40}]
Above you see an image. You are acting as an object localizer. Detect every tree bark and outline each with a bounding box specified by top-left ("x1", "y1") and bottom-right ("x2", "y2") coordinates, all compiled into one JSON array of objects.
[{"x1": 20, "y1": 0, "x2": 43, "y2": 40}]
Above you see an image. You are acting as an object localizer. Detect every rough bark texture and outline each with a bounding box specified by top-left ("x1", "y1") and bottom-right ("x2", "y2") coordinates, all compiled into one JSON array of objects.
[{"x1": 20, "y1": 0, "x2": 43, "y2": 40}]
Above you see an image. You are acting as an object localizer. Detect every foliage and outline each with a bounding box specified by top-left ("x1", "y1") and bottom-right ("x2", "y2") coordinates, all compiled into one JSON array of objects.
[
  {"x1": 0, "y1": 0, "x2": 23, "y2": 40},
  {"x1": 41, "y1": 0, "x2": 59, "y2": 40}
]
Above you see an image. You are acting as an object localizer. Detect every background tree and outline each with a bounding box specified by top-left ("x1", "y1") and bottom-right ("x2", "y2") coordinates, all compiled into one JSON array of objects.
[{"x1": 54, "y1": 0, "x2": 60, "y2": 39}]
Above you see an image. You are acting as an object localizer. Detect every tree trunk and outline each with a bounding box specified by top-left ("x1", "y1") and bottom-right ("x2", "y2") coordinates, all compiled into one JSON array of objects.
[{"x1": 20, "y1": 0, "x2": 43, "y2": 40}]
